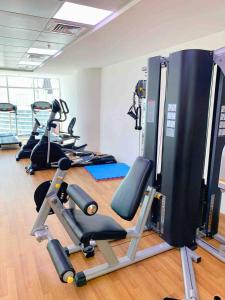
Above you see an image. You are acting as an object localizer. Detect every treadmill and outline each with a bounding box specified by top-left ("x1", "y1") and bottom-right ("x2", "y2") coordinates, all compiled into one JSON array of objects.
[{"x1": 0, "y1": 103, "x2": 22, "y2": 149}]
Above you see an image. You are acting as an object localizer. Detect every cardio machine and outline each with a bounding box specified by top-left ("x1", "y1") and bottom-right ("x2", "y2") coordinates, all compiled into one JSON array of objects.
[
  {"x1": 0, "y1": 103, "x2": 22, "y2": 149},
  {"x1": 31, "y1": 101, "x2": 83, "y2": 147},
  {"x1": 25, "y1": 99, "x2": 90, "y2": 174},
  {"x1": 16, "y1": 102, "x2": 85, "y2": 161},
  {"x1": 16, "y1": 117, "x2": 42, "y2": 160},
  {"x1": 26, "y1": 99, "x2": 116, "y2": 175}
]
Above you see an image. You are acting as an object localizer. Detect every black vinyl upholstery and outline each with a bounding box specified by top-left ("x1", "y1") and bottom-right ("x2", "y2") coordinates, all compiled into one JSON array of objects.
[
  {"x1": 62, "y1": 209, "x2": 127, "y2": 243},
  {"x1": 111, "y1": 157, "x2": 153, "y2": 221},
  {"x1": 61, "y1": 156, "x2": 152, "y2": 244},
  {"x1": 67, "y1": 184, "x2": 98, "y2": 215}
]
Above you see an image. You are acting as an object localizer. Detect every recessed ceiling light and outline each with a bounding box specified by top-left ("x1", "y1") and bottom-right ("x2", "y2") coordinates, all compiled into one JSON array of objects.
[
  {"x1": 27, "y1": 48, "x2": 58, "y2": 56},
  {"x1": 19, "y1": 61, "x2": 42, "y2": 66},
  {"x1": 54, "y1": 2, "x2": 112, "y2": 26}
]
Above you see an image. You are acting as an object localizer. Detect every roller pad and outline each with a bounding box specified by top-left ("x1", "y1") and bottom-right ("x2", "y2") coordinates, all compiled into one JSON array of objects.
[
  {"x1": 58, "y1": 158, "x2": 72, "y2": 170},
  {"x1": 47, "y1": 239, "x2": 75, "y2": 283},
  {"x1": 67, "y1": 184, "x2": 98, "y2": 215}
]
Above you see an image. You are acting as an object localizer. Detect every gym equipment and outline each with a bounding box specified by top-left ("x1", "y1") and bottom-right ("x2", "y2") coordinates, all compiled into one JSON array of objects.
[
  {"x1": 31, "y1": 101, "x2": 83, "y2": 147},
  {"x1": 195, "y1": 47, "x2": 225, "y2": 266},
  {"x1": 0, "y1": 103, "x2": 22, "y2": 149},
  {"x1": 31, "y1": 101, "x2": 52, "y2": 120},
  {"x1": 25, "y1": 99, "x2": 116, "y2": 174},
  {"x1": 34, "y1": 180, "x2": 68, "y2": 213},
  {"x1": 31, "y1": 156, "x2": 202, "y2": 298},
  {"x1": 197, "y1": 148, "x2": 225, "y2": 264},
  {"x1": 31, "y1": 48, "x2": 225, "y2": 299},
  {"x1": 31, "y1": 157, "x2": 175, "y2": 284},
  {"x1": 25, "y1": 99, "x2": 88, "y2": 174},
  {"x1": 142, "y1": 48, "x2": 225, "y2": 299},
  {"x1": 31, "y1": 101, "x2": 59, "y2": 140},
  {"x1": 127, "y1": 80, "x2": 146, "y2": 130},
  {"x1": 58, "y1": 117, "x2": 87, "y2": 150},
  {"x1": 84, "y1": 163, "x2": 130, "y2": 181},
  {"x1": 16, "y1": 118, "x2": 42, "y2": 160},
  {"x1": 16, "y1": 116, "x2": 84, "y2": 161}
]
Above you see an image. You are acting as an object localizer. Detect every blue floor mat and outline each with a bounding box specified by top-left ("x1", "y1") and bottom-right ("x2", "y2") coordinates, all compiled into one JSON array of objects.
[{"x1": 84, "y1": 163, "x2": 130, "y2": 181}]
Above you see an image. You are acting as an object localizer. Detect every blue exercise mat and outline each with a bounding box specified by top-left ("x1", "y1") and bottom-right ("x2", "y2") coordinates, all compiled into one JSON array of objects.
[{"x1": 84, "y1": 163, "x2": 130, "y2": 181}]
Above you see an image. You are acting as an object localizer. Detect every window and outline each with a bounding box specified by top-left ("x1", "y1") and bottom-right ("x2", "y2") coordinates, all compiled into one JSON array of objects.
[
  {"x1": 0, "y1": 88, "x2": 8, "y2": 102},
  {"x1": 0, "y1": 76, "x2": 60, "y2": 136}
]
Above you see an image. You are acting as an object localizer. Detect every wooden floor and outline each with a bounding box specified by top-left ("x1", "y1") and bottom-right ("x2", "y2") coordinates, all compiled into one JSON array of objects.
[{"x1": 0, "y1": 150, "x2": 225, "y2": 300}]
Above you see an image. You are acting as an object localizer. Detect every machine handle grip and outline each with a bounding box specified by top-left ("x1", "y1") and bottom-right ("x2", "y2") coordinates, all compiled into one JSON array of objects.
[
  {"x1": 60, "y1": 99, "x2": 69, "y2": 115},
  {"x1": 67, "y1": 184, "x2": 98, "y2": 216}
]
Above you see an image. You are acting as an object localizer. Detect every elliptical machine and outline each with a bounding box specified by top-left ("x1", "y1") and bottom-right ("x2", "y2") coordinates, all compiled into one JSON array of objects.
[
  {"x1": 25, "y1": 99, "x2": 93, "y2": 175},
  {"x1": 26, "y1": 99, "x2": 116, "y2": 175}
]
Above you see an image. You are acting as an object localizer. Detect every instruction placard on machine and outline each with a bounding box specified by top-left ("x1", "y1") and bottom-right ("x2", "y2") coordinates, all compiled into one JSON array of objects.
[
  {"x1": 166, "y1": 104, "x2": 177, "y2": 137},
  {"x1": 218, "y1": 105, "x2": 225, "y2": 137},
  {"x1": 146, "y1": 99, "x2": 156, "y2": 123}
]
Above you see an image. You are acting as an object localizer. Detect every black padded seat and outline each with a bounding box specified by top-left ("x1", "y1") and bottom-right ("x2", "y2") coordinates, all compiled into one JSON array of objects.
[
  {"x1": 111, "y1": 156, "x2": 153, "y2": 221},
  {"x1": 62, "y1": 209, "x2": 127, "y2": 244}
]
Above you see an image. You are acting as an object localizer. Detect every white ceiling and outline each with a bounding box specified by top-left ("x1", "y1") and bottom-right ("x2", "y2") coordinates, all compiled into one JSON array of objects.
[
  {"x1": 38, "y1": 0, "x2": 225, "y2": 74},
  {"x1": 0, "y1": 0, "x2": 131, "y2": 71}
]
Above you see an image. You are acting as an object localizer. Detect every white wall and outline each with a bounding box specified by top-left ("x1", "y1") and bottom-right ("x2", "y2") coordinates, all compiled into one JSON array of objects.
[
  {"x1": 100, "y1": 58, "x2": 146, "y2": 165},
  {"x1": 60, "y1": 68, "x2": 101, "y2": 152}
]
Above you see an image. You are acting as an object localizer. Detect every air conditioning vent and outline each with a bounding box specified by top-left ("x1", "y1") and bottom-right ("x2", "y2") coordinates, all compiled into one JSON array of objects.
[
  {"x1": 52, "y1": 23, "x2": 80, "y2": 34},
  {"x1": 45, "y1": 19, "x2": 82, "y2": 35},
  {"x1": 27, "y1": 53, "x2": 47, "y2": 60}
]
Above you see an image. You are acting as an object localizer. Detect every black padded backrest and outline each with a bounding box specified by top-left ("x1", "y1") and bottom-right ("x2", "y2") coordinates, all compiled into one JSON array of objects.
[
  {"x1": 111, "y1": 157, "x2": 153, "y2": 221},
  {"x1": 68, "y1": 117, "x2": 76, "y2": 135}
]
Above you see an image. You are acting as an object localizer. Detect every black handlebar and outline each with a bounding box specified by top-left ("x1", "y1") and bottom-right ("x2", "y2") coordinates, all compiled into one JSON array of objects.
[
  {"x1": 60, "y1": 99, "x2": 69, "y2": 115},
  {"x1": 47, "y1": 99, "x2": 70, "y2": 130}
]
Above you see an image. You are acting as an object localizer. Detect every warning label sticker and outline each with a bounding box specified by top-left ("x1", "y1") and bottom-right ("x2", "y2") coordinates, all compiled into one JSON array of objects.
[
  {"x1": 166, "y1": 103, "x2": 177, "y2": 137},
  {"x1": 218, "y1": 105, "x2": 225, "y2": 137},
  {"x1": 147, "y1": 99, "x2": 156, "y2": 123},
  {"x1": 168, "y1": 104, "x2": 176, "y2": 112}
]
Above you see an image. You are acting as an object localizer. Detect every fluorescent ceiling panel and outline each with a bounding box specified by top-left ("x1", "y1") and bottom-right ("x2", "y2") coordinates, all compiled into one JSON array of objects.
[
  {"x1": 19, "y1": 61, "x2": 42, "y2": 66},
  {"x1": 54, "y1": 2, "x2": 112, "y2": 25},
  {"x1": 28, "y1": 48, "x2": 58, "y2": 56}
]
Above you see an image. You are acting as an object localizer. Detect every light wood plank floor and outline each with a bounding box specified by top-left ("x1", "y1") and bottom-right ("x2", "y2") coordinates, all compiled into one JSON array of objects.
[{"x1": 0, "y1": 150, "x2": 225, "y2": 300}]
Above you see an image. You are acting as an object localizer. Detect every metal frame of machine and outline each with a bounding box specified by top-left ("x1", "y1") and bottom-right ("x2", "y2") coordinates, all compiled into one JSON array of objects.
[{"x1": 31, "y1": 158, "x2": 201, "y2": 299}]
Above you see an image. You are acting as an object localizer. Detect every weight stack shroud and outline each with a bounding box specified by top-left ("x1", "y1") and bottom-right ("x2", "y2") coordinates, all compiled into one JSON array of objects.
[{"x1": 160, "y1": 49, "x2": 213, "y2": 247}]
